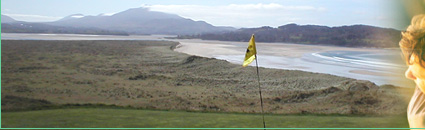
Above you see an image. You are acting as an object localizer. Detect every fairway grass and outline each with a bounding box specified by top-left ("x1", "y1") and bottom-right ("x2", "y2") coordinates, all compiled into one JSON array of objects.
[{"x1": 2, "y1": 108, "x2": 409, "y2": 128}]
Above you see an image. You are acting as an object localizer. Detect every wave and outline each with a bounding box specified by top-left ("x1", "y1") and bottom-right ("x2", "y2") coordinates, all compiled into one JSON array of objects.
[{"x1": 311, "y1": 52, "x2": 403, "y2": 69}]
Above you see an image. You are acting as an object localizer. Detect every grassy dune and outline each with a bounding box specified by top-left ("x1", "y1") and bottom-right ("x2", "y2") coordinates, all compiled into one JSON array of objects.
[
  {"x1": 2, "y1": 108, "x2": 408, "y2": 128},
  {"x1": 1, "y1": 40, "x2": 413, "y2": 117}
]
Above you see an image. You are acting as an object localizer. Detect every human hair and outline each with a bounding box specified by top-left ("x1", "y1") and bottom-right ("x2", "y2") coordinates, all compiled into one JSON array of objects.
[{"x1": 400, "y1": 14, "x2": 425, "y2": 68}]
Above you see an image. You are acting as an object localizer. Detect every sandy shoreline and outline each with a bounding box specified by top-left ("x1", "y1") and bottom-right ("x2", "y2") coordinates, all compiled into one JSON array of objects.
[
  {"x1": 173, "y1": 39, "x2": 379, "y2": 58},
  {"x1": 173, "y1": 39, "x2": 411, "y2": 87}
]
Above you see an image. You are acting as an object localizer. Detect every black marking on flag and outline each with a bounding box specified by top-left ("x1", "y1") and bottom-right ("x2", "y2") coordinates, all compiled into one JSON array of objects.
[{"x1": 247, "y1": 45, "x2": 252, "y2": 53}]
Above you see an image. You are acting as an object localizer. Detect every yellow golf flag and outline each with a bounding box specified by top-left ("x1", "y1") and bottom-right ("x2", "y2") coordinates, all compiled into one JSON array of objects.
[{"x1": 243, "y1": 34, "x2": 256, "y2": 67}]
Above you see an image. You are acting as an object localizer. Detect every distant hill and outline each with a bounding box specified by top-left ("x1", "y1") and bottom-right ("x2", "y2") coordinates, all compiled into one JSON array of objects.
[
  {"x1": 2, "y1": 22, "x2": 129, "y2": 36},
  {"x1": 181, "y1": 24, "x2": 401, "y2": 48},
  {"x1": 1, "y1": 14, "x2": 17, "y2": 23},
  {"x1": 47, "y1": 7, "x2": 235, "y2": 35}
]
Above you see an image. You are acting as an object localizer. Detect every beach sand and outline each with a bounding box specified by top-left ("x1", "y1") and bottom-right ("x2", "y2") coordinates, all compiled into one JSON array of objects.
[
  {"x1": 173, "y1": 39, "x2": 412, "y2": 87},
  {"x1": 173, "y1": 39, "x2": 377, "y2": 58}
]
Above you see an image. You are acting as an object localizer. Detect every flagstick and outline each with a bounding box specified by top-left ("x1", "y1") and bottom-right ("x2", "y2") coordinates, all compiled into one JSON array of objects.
[{"x1": 255, "y1": 54, "x2": 266, "y2": 129}]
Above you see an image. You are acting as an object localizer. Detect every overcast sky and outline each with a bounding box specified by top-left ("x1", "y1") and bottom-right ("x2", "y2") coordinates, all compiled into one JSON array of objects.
[{"x1": 1, "y1": 0, "x2": 404, "y2": 29}]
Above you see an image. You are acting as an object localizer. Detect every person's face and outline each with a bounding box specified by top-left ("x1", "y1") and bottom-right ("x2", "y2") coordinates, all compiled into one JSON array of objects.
[{"x1": 405, "y1": 54, "x2": 425, "y2": 88}]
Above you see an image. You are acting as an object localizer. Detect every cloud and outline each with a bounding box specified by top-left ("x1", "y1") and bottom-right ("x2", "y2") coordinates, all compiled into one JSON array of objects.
[
  {"x1": 3, "y1": 13, "x2": 62, "y2": 22},
  {"x1": 2, "y1": 8, "x2": 11, "y2": 12},
  {"x1": 142, "y1": 3, "x2": 326, "y2": 27},
  {"x1": 224, "y1": 3, "x2": 319, "y2": 10},
  {"x1": 102, "y1": 13, "x2": 116, "y2": 16}
]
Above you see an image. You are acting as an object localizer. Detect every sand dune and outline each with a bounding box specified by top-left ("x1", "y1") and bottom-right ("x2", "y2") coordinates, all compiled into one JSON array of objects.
[{"x1": 1, "y1": 40, "x2": 412, "y2": 115}]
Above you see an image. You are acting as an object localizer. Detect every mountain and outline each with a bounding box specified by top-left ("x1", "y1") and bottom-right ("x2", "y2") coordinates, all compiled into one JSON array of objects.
[
  {"x1": 182, "y1": 24, "x2": 401, "y2": 48},
  {"x1": 2, "y1": 22, "x2": 129, "y2": 36},
  {"x1": 48, "y1": 7, "x2": 235, "y2": 35},
  {"x1": 1, "y1": 14, "x2": 17, "y2": 23}
]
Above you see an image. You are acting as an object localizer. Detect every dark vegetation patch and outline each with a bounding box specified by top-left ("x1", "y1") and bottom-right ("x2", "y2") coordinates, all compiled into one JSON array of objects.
[
  {"x1": 2, "y1": 95, "x2": 54, "y2": 111},
  {"x1": 179, "y1": 24, "x2": 401, "y2": 48},
  {"x1": 1, "y1": 95, "x2": 138, "y2": 112}
]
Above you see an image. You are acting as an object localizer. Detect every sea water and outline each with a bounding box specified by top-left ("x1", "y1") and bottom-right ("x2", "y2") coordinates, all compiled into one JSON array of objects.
[{"x1": 215, "y1": 50, "x2": 412, "y2": 87}]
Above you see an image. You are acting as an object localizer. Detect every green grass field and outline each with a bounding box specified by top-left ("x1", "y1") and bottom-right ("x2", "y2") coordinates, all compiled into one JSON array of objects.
[{"x1": 2, "y1": 108, "x2": 409, "y2": 128}]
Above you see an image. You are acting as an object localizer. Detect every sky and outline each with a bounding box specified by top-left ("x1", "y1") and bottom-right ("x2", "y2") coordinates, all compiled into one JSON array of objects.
[{"x1": 1, "y1": 0, "x2": 405, "y2": 29}]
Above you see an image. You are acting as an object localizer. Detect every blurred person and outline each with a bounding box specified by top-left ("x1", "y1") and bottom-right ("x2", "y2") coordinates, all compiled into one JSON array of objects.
[{"x1": 400, "y1": 14, "x2": 425, "y2": 128}]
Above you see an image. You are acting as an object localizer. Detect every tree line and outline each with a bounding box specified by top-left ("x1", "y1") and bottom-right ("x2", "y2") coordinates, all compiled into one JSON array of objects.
[{"x1": 179, "y1": 24, "x2": 401, "y2": 48}]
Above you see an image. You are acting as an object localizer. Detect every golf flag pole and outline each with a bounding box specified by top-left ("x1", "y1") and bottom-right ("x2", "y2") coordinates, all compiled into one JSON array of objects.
[{"x1": 243, "y1": 34, "x2": 266, "y2": 129}]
